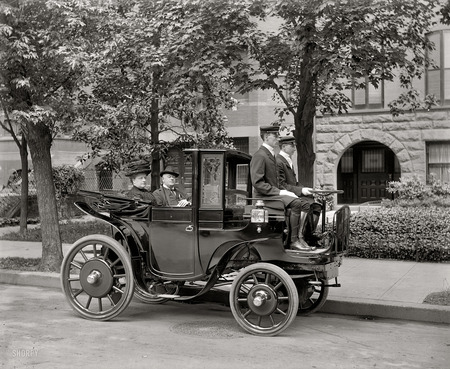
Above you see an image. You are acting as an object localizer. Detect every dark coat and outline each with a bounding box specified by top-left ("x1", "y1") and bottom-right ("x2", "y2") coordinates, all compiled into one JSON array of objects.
[
  {"x1": 276, "y1": 154, "x2": 305, "y2": 197},
  {"x1": 152, "y1": 186, "x2": 189, "y2": 207},
  {"x1": 126, "y1": 186, "x2": 155, "y2": 203},
  {"x1": 250, "y1": 146, "x2": 295, "y2": 210}
]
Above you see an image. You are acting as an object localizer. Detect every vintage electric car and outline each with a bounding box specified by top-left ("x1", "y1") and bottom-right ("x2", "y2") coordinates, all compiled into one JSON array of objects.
[{"x1": 61, "y1": 148, "x2": 350, "y2": 336}]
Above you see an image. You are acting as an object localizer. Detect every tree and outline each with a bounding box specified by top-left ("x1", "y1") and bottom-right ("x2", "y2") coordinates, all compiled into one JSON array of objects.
[
  {"x1": 238, "y1": 0, "x2": 439, "y2": 186},
  {"x1": 0, "y1": 0, "x2": 105, "y2": 271},
  {"x1": 0, "y1": 96, "x2": 29, "y2": 234},
  {"x1": 73, "y1": 0, "x2": 259, "y2": 188}
]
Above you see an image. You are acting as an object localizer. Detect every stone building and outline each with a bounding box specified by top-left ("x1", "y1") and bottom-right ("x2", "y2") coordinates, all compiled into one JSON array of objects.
[{"x1": 224, "y1": 18, "x2": 450, "y2": 205}]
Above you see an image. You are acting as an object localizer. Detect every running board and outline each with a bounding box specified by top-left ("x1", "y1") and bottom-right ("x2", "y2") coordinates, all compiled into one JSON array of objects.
[{"x1": 157, "y1": 294, "x2": 181, "y2": 299}]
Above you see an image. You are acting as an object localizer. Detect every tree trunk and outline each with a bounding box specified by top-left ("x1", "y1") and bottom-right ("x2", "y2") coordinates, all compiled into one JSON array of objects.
[
  {"x1": 19, "y1": 135, "x2": 29, "y2": 235},
  {"x1": 294, "y1": 110, "x2": 315, "y2": 187},
  {"x1": 150, "y1": 95, "x2": 160, "y2": 191},
  {"x1": 26, "y1": 121, "x2": 62, "y2": 272},
  {"x1": 294, "y1": 85, "x2": 316, "y2": 187}
]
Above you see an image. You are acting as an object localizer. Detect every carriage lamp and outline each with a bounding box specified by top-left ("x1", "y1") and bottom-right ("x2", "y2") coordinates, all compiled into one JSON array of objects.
[{"x1": 251, "y1": 199, "x2": 269, "y2": 233}]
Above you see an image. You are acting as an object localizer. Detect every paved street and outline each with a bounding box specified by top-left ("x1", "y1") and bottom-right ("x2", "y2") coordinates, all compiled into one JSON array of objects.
[{"x1": 1, "y1": 284, "x2": 449, "y2": 369}]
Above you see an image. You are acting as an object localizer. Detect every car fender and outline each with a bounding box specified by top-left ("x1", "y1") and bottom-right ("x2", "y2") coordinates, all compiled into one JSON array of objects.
[
  {"x1": 206, "y1": 238, "x2": 268, "y2": 272},
  {"x1": 74, "y1": 201, "x2": 146, "y2": 258}
]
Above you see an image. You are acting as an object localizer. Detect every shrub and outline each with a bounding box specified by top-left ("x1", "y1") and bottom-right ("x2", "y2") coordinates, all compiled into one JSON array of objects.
[
  {"x1": 387, "y1": 174, "x2": 450, "y2": 201},
  {"x1": 0, "y1": 220, "x2": 112, "y2": 244},
  {"x1": 348, "y1": 207, "x2": 450, "y2": 262},
  {"x1": 52, "y1": 165, "x2": 85, "y2": 200}
]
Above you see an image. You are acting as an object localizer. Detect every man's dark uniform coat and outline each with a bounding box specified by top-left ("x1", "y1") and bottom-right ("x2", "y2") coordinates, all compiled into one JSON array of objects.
[
  {"x1": 250, "y1": 146, "x2": 296, "y2": 210},
  {"x1": 276, "y1": 154, "x2": 306, "y2": 197}
]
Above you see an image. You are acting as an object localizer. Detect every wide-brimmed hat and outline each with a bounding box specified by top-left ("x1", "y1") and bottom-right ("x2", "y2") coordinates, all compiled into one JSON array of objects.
[
  {"x1": 160, "y1": 166, "x2": 179, "y2": 177},
  {"x1": 124, "y1": 160, "x2": 151, "y2": 177}
]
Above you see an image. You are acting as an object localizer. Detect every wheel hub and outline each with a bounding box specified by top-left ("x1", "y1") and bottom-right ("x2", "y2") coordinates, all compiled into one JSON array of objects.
[
  {"x1": 80, "y1": 259, "x2": 114, "y2": 298},
  {"x1": 247, "y1": 285, "x2": 278, "y2": 315}
]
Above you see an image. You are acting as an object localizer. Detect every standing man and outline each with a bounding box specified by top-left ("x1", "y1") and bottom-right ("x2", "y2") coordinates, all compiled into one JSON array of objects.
[
  {"x1": 277, "y1": 136, "x2": 322, "y2": 246},
  {"x1": 152, "y1": 166, "x2": 191, "y2": 207},
  {"x1": 250, "y1": 126, "x2": 324, "y2": 253}
]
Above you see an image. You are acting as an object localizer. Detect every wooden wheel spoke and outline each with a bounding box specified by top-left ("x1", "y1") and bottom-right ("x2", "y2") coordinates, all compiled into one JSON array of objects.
[
  {"x1": 85, "y1": 296, "x2": 92, "y2": 309},
  {"x1": 269, "y1": 314, "x2": 276, "y2": 325},
  {"x1": 70, "y1": 261, "x2": 83, "y2": 270},
  {"x1": 73, "y1": 288, "x2": 84, "y2": 297},
  {"x1": 112, "y1": 286, "x2": 124, "y2": 294},
  {"x1": 274, "y1": 281, "x2": 283, "y2": 291},
  {"x1": 102, "y1": 247, "x2": 110, "y2": 261},
  {"x1": 79, "y1": 250, "x2": 88, "y2": 262}
]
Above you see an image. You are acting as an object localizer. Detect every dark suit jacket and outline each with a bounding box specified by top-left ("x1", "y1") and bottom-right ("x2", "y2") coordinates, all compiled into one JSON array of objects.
[
  {"x1": 152, "y1": 185, "x2": 189, "y2": 207},
  {"x1": 250, "y1": 146, "x2": 295, "y2": 209},
  {"x1": 276, "y1": 154, "x2": 305, "y2": 197}
]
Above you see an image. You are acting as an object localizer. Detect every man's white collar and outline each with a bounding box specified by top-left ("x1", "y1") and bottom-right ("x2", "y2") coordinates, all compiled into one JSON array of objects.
[{"x1": 262, "y1": 143, "x2": 275, "y2": 155}]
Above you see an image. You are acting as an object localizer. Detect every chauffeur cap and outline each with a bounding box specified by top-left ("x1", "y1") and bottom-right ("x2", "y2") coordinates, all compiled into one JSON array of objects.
[
  {"x1": 259, "y1": 125, "x2": 280, "y2": 134},
  {"x1": 278, "y1": 136, "x2": 296, "y2": 144}
]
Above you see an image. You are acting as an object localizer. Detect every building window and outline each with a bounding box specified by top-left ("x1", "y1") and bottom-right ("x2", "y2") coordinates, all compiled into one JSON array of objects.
[
  {"x1": 361, "y1": 148, "x2": 385, "y2": 173},
  {"x1": 231, "y1": 137, "x2": 249, "y2": 154},
  {"x1": 352, "y1": 76, "x2": 384, "y2": 109},
  {"x1": 426, "y1": 30, "x2": 450, "y2": 106},
  {"x1": 96, "y1": 166, "x2": 113, "y2": 191},
  {"x1": 340, "y1": 148, "x2": 353, "y2": 173},
  {"x1": 426, "y1": 142, "x2": 450, "y2": 184}
]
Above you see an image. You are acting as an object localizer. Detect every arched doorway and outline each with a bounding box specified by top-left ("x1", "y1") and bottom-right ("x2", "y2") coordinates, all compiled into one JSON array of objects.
[{"x1": 337, "y1": 141, "x2": 400, "y2": 204}]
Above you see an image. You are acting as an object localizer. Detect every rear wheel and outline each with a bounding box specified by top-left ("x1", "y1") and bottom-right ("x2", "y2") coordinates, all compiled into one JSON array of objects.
[
  {"x1": 61, "y1": 234, "x2": 134, "y2": 320},
  {"x1": 229, "y1": 263, "x2": 299, "y2": 336},
  {"x1": 295, "y1": 278, "x2": 329, "y2": 315}
]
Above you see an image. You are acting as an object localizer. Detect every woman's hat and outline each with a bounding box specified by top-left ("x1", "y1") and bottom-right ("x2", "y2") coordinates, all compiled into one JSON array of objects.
[
  {"x1": 124, "y1": 160, "x2": 151, "y2": 177},
  {"x1": 160, "y1": 166, "x2": 179, "y2": 177}
]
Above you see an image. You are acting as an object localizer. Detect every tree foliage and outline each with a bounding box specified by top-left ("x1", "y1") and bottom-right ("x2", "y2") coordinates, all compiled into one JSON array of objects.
[
  {"x1": 73, "y1": 0, "x2": 259, "y2": 186},
  {"x1": 0, "y1": 0, "x2": 106, "y2": 271},
  {"x1": 237, "y1": 0, "x2": 440, "y2": 185}
]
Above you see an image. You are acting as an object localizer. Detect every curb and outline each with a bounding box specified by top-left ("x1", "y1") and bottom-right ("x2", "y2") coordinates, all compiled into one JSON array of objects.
[
  {"x1": 1, "y1": 269, "x2": 449, "y2": 325},
  {"x1": 0, "y1": 269, "x2": 60, "y2": 290},
  {"x1": 321, "y1": 296, "x2": 450, "y2": 325}
]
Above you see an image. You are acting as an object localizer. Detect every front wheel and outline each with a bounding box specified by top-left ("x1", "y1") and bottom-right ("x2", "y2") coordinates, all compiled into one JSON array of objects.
[
  {"x1": 229, "y1": 263, "x2": 299, "y2": 336},
  {"x1": 61, "y1": 234, "x2": 135, "y2": 320}
]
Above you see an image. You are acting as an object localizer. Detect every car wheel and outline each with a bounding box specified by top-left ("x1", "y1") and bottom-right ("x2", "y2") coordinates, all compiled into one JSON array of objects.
[
  {"x1": 229, "y1": 263, "x2": 299, "y2": 336},
  {"x1": 61, "y1": 234, "x2": 135, "y2": 320},
  {"x1": 295, "y1": 278, "x2": 329, "y2": 315}
]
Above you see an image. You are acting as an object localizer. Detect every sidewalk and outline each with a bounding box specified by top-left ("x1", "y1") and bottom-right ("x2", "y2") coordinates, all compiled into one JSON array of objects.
[{"x1": 1, "y1": 238, "x2": 449, "y2": 324}]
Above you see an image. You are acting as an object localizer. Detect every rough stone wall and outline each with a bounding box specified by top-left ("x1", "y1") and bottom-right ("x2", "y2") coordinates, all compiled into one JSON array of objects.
[{"x1": 314, "y1": 109, "x2": 450, "y2": 190}]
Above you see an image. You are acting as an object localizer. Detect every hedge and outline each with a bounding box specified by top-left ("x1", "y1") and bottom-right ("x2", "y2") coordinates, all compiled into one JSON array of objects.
[{"x1": 348, "y1": 207, "x2": 450, "y2": 262}]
